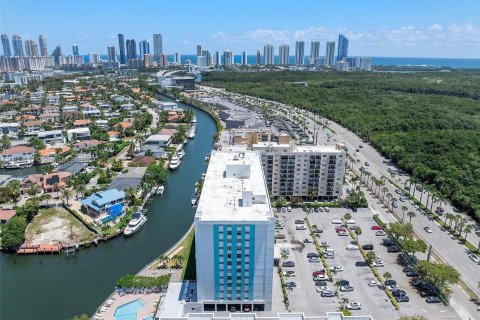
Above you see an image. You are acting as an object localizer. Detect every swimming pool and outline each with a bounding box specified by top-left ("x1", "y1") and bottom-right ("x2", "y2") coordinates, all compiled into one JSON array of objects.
[
  {"x1": 143, "y1": 316, "x2": 154, "y2": 320},
  {"x1": 113, "y1": 299, "x2": 146, "y2": 320}
]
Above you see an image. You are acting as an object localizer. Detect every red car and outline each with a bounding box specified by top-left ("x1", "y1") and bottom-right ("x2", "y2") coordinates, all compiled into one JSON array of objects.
[
  {"x1": 312, "y1": 270, "x2": 326, "y2": 276},
  {"x1": 371, "y1": 225, "x2": 382, "y2": 230},
  {"x1": 335, "y1": 227, "x2": 346, "y2": 233}
]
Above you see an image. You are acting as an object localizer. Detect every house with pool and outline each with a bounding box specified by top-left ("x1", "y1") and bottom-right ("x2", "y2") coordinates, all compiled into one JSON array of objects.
[{"x1": 80, "y1": 188, "x2": 126, "y2": 224}]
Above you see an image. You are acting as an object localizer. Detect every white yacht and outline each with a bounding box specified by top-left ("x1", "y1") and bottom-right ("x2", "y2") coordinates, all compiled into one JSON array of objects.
[
  {"x1": 156, "y1": 185, "x2": 165, "y2": 195},
  {"x1": 191, "y1": 194, "x2": 198, "y2": 206},
  {"x1": 169, "y1": 156, "x2": 181, "y2": 170},
  {"x1": 192, "y1": 115, "x2": 197, "y2": 123},
  {"x1": 124, "y1": 213, "x2": 147, "y2": 236},
  {"x1": 188, "y1": 126, "x2": 196, "y2": 139},
  {"x1": 176, "y1": 149, "x2": 185, "y2": 159}
]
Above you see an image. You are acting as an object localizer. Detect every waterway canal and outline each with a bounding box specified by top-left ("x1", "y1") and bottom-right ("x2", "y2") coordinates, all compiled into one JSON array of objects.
[{"x1": 0, "y1": 96, "x2": 217, "y2": 320}]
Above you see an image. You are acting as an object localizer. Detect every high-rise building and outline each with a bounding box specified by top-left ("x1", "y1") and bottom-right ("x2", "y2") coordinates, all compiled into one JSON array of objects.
[
  {"x1": 153, "y1": 34, "x2": 163, "y2": 62},
  {"x1": 12, "y1": 35, "x2": 24, "y2": 57},
  {"x1": 335, "y1": 60, "x2": 349, "y2": 72},
  {"x1": 126, "y1": 39, "x2": 137, "y2": 60},
  {"x1": 88, "y1": 52, "x2": 101, "y2": 64},
  {"x1": 310, "y1": 41, "x2": 320, "y2": 61},
  {"x1": 256, "y1": 50, "x2": 261, "y2": 65},
  {"x1": 263, "y1": 44, "x2": 274, "y2": 65},
  {"x1": 159, "y1": 53, "x2": 168, "y2": 68},
  {"x1": 143, "y1": 54, "x2": 153, "y2": 67},
  {"x1": 118, "y1": 34, "x2": 126, "y2": 64},
  {"x1": 201, "y1": 49, "x2": 211, "y2": 66},
  {"x1": 72, "y1": 44, "x2": 79, "y2": 56},
  {"x1": 194, "y1": 150, "x2": 275, "y2": 312},
  {"x1": 337, "y1": 34, "x2": 349, "y2": 62},
  {"x1": 295, "y1": 41, "x2": 305, "y2": 65},
  {"x1": 52, "y1": 45, "x2": 62, "y2": 65},
  {"x1": 107, "y1": 46, "x2": 117, "y2": 62},
  {"x1": 215, "y1": 51, "x2": 221, "y2": 66},
  {"x1": 279, "y1": 45, "x2": 289, "y2": 65},
  {"x1": 38, "y1": 35, "x2": 48, "y2": 56},
  {"x1": 223, "y1": 50, "x2": 233, "y2": 67},
  {"x1": 197, "y1": 55, "x2": 207, "y2": 68},
  {"x1": 139, "y1": 40, "x2": 150, "y2": 57},
  {"x1": 25, "y1": 40, "x2": 39, "y2": 57},
  {"x1": 253, "y1": 142, "x2": 346, "y2": 199},
  {"x1": 196, "y1": 45, "x2": 202, "y2": 57},
  {"x1": 325, "y1": 41, "x2": 335, "y2": 67},
  {"x1": 241, "y1": 51, "x2": 248, "y2": 65},
  {"x1": 173, "y1": 52, "x2": 181, "y2": 64},
  {"x1": 1, "y1": 34, "x2": 12, "y2": 57}
]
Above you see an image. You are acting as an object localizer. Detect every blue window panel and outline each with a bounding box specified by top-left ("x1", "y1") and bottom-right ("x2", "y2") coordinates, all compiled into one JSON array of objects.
[
  {"x1": 213, "y1": 224, "x2": 219, "y2": 300},
  {"x1": 241, "y1": 225, "x2": 246, "y2": 301},
  {"x1": 248, "y1": 224, "x2": 255, "y2": 300},
  {"x1": 223, "y1": 225, "x2": 228, "y2": 300}
]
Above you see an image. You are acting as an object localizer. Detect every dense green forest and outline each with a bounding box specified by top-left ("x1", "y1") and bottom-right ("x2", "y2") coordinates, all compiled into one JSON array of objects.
[{"x1": 204, "y1": 70, "x2": 480, "y2": 220}]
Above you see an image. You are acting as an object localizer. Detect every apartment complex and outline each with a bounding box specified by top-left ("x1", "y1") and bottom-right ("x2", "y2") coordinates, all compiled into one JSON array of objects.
[
  {"x1": 252, "y1": 142, "x2": 346, "y2": 200},
  {"x1": 194, "y1": 150, "x2": 275, "y2": 312}
]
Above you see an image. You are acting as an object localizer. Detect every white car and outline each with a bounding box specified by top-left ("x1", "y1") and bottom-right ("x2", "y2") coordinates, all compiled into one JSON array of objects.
[
  {"x1": 324, "y1": 207, "x2": 330, "y2": 212},
  {"x1": 468, "y1": 253, "x2": 480, "y2": 264},
  {"x1": 346, "y1": 244, "x2": 359, "y2": 250},
  {"x1": 315, "y1": 285, "x2": 328, "y2": 292},
  {"x1": 424, "y1": 226, "x2": 433, "y2": 233},
  {"x1": 375, "y1": 230, "x2": 386, "y2": 236},
  {"x1": 330, "y1": 265, "x2": 343, "y2": 272},
  {"x1": 331, "y1": 219, "x2": 342, "y2": 224},
  {"x1": 320, "y1": 241, "x2": 330, "y2": 247},
  {"x1": 346, "y1": 219, "x2": 356, "y2": 225},
  {"x1": 387, "y1": 284, "x2": 400, "y2": 291},
  {"x1": 296, "y1": 225, "x2": 307, "y2": 230},
  {"x1": 373, "y1": 260, "x2": 384, "y2": 267},
  {"x1": 347, "y1": 302, "x2": 362, "y2": 310},
  {"x1": 368, "y1": 280, "x2": 379, "y2": 287}
]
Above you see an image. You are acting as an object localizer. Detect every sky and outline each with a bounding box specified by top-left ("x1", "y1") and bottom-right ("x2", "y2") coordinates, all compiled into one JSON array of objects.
[{"x1": 1, "y1": 0, "x2": 480, "y2": 58}]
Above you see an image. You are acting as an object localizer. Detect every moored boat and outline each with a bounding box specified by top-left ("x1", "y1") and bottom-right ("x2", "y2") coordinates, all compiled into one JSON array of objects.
[
  {"x1": 169, "y1": 156, "x2": 181, "y2": 170},
  {"x1": 124, "y1": 213, "x2": 147, "y2": 236},
  {"x1": 176, "y1": 149, "x2": 185, "y2": 159}
]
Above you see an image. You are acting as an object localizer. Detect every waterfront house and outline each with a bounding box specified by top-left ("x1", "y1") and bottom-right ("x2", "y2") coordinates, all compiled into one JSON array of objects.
[
  {"x1": 111, "y1": 94, "x2": 129, "y2": 103},
  {"x1": 120, "y1": 103, "x2": 135, "y2": 111},
  {"x1": 0, "y1": 122, "x2": 20, "y2": 138},
  {"x1": 145, "y1": 134, "x2": 172, "y2": 147},
  {"x1": 73, "y1": 119, "x2": 91, "y2": 128},
  {"x1": 57, "y1": 160, "x2": 88, "y2": 176},
  {"x1": 80, "y1": 188, "x2": 126, "y2": 220},
  {"x1": 107, "y1": 131, "x2": 121, "y2": 141},
  {"x1": 62, "y1": 105, "x2": 79, "y2": 113},
  {"x1": 95, "y1": 120, "x2": 109, "y2": 130},
  {"x1": 0, "y1": 209, "x2": 16, "y2": 224},
  {"x1": 75, "y1": 139, "x2": 102, "y2": 149},
  {"x1": 159, "y1": 128, "x2": 177, "y2": 136},
  {"x1": 82, "y1": 107, "x2": 101, "y2": 118},
  {"x1": 39, "y1": 112, "x2": 61, "y2": 123},
  {"x1": 67, "y1": 127, "x2": 91, "y2": 141},
  {"x1": 20, "y1": 105, "x2": 41, "y2": 116},
  {"x1": 22, "y1": 171, "x2": 72, "y2": 193},
  {"x1": 23, "y1": 120, "x2": 44, "y2": 135},
  {"x1": 43, "y1": 106, "x2": 60, "y2": 114},
  {"x1": 1, "y1": 146, "x2": 35, "y2": 168},
  {"x1": 39, "y1": 146, "x2": 71, "y2": 164},
  {"x1": 38, "y1": 130, "x2": 64, "y2": 146}
]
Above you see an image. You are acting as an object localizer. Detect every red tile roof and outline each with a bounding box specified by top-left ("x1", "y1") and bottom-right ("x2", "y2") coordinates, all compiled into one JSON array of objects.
[{"x1": 1, "y1": 146, "x2": 34, "y2": 155}]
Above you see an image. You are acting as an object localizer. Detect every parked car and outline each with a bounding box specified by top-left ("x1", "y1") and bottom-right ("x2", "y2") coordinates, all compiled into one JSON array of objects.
[
  {"x1": 426, "y1": 296, "x2": 442, "y2": 304},
  {"x1": 368, "y1": 280, "x2": 379, "y2": 287},
  {"x1": 307, "y1": 253, "x2": 320, "y2": 258},
  {"x1": 331, "y1": 219, "x2": 342, "y2": 224},
  {"x1": 424, "y1": 226, "x2": 433, "y2": 233},
  {"x1": 276, "y1": 234, "x2": 286, "y2": 239},
  {"x1": 336, "y1": 280, "x2": 350, "y2": 286},
  {"x1": 347, "y1": 302, "x2": 361, "y2": 310},
  {"x1": 284, "y1": 281, "x2": 296, "y2": 288},
  {"x1": 324, "y1": 207, "x2": 330, "y2": 212},
  {"x1": 308, "y1": 257, "x2": 321, "y2": 263},
  {"x1": 355, "y1": 261, "x2": 368, "y2": 267},
  {"x1": 396, "y1": 295, "x2": 410, "y2": 302},
  {"x1": 362, "y1": 244, "x2": 374, "y2": 250},
  {"x1": 346, "y1": 219, "x2": 356, "y2": 225},
  {"x1": 283, "y1": 271, "x2": 296, "y2": 277},
  {"x1": 468, "y1": 253, "x2": 480, "y2": 264},
  {"x1": 338, "y1": 231, "x2": 348, "y2": 236},
  {"x1": 296, "y1": 225, "x2": 307, "y2": 230},
  {"x1": 287, "y1": 207, "x2": 292, "y2": 212},
  {"x1": 346, "y1": 244, "x2": 359, "y2": 250},
  {"x1": 340, "y1": 285, "x2": 354, "y2": 292},
  {"x1": 282, "y1": 261, "x2": 295, "y2": 267},
  {"x1": 303, "y1": 238, "x2": 313, "y2": 243},
  {"x1": 312, "y1": 270, "x2": 326, "y2": 277},
  {"x1": 371, "y1": 225, "x2": 382, "y2": 230},
  {"x1": 335, "y1": 227, "x2": 346, "y2": 233},
  {"x1": 392, "y1": 289, "x2": 406, "y2": 297},
  {"x1": 382, "y1": 239, "x2": 395, "y2": 246},
  {"x1": 410, "y1": 278, "x2": 426, "y2": 287},
  {"x1": 320, "y1": 241, "x2": 330, "y2": 247},
  {"x1": 320, "y1": 290, "x2": 335, "y2": 297},
  {"x1": 385, "y1": 279, "x2": 397, "y2": 286},
  {"x1": 315, "y1": 280, "x2": 328, "y2": 287},
  {"x1": 387, "y1": 246, "x2": 401, "y2": 253},
  {"x1": 330, "y1": 265, "x2": 343, "y2": 272},
  {"x1": 406, "y1": 271, "x2": 420, "y2": 277},
  {"x1": 375, "y1": 230, "x2": 386, "y2": 236},
  {"x1": 295, "y1": 219, "x2": 305, "y2": 224},
  {"x1": 319, "y1": 207, "x2": 324, "y2": 212},
  {"x1": 373, "y1": 260, "x2": 384, "y2": 267}
]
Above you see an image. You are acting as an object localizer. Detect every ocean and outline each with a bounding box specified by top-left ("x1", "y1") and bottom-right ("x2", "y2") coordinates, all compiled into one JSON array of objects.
[{"x1": 92, "y1": 54, "x2": 480, "y2": 69}]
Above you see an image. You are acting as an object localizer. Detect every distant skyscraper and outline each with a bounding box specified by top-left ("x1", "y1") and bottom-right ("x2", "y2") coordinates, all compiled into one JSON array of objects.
[
  {"x1": 159, "y1": 53, "x2": 168, "y2": 68},
  {"x1": 144, "y1": 54, "x2": 153, "y2": 67},
  {"x1": 279, "y1": 45, "x2": 290, "y2": 65},
  {"x1": 25, "y1": 40, "x2": 39, "y2": 57},
  {"x1": 52, "y1": 45, "x2": 62, "y2": 65},
  {"x1": 326, "y1": 41, "x2": 335, "y2": 67},
  {"x1": 337, "y1": 34, "x2": 349, "y2": 61},
  {"x1": 201, "y1": 49, "x2": 211, "y2": 66},
  {"x1": 256, "y1": 50, "x2": 261, "y2": 65},
  {"x1": 264, "y1": 44, "x2": 274, "y2": 65},
  {"x1": 310, "y1": 41, "x2": 320, "y2": 60},
  {"x1": 173, "y1": 52, "x2": 181, "y2": 64},
  {"x1": 196, "y1": 45, "x2": 202, "y2": 57},
  {"x1": 215, "y1": 51, "x2": 221, "y2": 66},
  {"x1": 107, "y1": 46, "x2": 117, "y2": 62},
  {"x1": 126, "y1": 39, "x2": 137, "y2": 60},
  {"x1": 38, "y1": 35, "x2": 48, "y2": 56},
  {"x1": 139, "y1": 40, "x2": 150, "y2": 57},
  {"x1": 72, "y1": 44, "x2": 79, "y2": 56},
  {"x1": 118, "y1": 34, "x2": 126, "y2": 64},
  {"x1": 223, "y1": 50, "x2": 233, "y2": 67},
  {"x1": 295, "y1": 41, "x2": 305, "y2": 65},
  {"x1": 153, "y1": 34, "x2": 163, "y2": 62},
  {"x1": 1, "y1": 34, "x2": 12, "y2": 57},
  {"x1": 241, "y1": 51, "x2": 248, "y2": 65},
  {"x1": 12, "y1": 35, "x2": 24, "y2": 57}
]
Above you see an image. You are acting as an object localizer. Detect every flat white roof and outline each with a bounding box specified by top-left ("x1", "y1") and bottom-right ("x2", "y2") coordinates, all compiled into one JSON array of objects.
[
  {"x1": 196, "y1": 150, "x2": 272, "y2": 222},
  {"x1": 253, "y1": 142, "x2": 344, "y2": 154}
]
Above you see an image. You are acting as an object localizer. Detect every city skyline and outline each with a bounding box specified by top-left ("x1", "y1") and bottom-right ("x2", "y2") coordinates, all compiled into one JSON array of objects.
[{"x1": 0, "y1": 0, "x2": 479, "y2": 58}]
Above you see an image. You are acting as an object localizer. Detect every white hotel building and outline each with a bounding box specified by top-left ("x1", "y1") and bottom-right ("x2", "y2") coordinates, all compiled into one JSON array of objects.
[
  {"x1": 252, "y1": 143, "x2": 346, "y2": 200},
  {"x1": 194, "y1": 150, "x2": 275, "y2": 313}
]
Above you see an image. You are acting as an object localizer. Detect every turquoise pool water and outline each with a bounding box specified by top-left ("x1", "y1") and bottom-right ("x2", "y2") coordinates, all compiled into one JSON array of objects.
[
  {"x1": 143, "y1": 316, "x2": 153, "y2": 320},
  {"x1": 113, "y1": 299, "x2": 146, "y2": 320}
]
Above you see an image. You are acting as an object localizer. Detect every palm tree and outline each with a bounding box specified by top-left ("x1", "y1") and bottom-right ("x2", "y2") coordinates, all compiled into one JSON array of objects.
[
  {"x1": 364, "y1": 171, "x2": 371, "y2": 188},
  {"x1": 53, "y1": 182, "x2": 60, "y2": 198},
  {"x1": 447, "y1": 213, "x2": 455, "y2": 229},
  {"x1": 417, "y1": 184, "x2": 425, "y2": 203},
  {"x1": 75, "y1": 184, "x2": 86, "y2": 199},
  {"x1": 383, "y1": 272, "x2": 392, "y2": 282},
  {"x1": 61, "y1": 189, "x2": 72, "y2": 206},
  {"x1": 407, "y1": 211, "x2": 416, "y2": 224},
  {"x1": 382, "y1": 187, "x2": 388, "y2": 200},
  {"x1": 463, "y1": 224, "x2": 473, "y2": 241},
  {"x1": 40, "y1": 193, "x2": 52, "y2": 206},
  {"x1": 386, "y1": 193, "x2": 392, "y2": 207},
  {"x1": 391, "y1": 197, "x2": 397, "y2": 210},
  {"x1": 354, "y1": 226, "x2": 362, "y2": 242},
  {"x1": 371, "y1": 177, "x2": 378, "y2": 195},
  {"x1": 344, "y1": 213, "x2": 352, "y2": 221},
  {"x1": 401, "y1": 206, "x2": 408, "y2": 222}
]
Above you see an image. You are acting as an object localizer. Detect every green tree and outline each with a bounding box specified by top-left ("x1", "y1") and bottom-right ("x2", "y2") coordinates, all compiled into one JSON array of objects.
[
  {"x1": 402, "y1": 238, "x2": 427, "y2": 258},
  {"x1": 407, "y1": 211, "x2": 416, "y2": 224},
  {"x1": 401, "y1": 206, "x2": 408, "y2": 222},
  {"x1": 417, "y1": 260, "x2": 460, "y2": 289},
  {"x1": 61, "y1": 189, "x2": 72, "y2": 206},
  {"x1": 0, "y1": 216, "x2": 27, "y2": 250}
]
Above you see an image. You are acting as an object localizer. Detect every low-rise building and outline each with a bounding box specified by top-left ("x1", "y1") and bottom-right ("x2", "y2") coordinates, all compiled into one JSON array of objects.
[
  {"x1": 0, "y1": 209, "x2": 16, "y2": 224},
  {"x1": 67, "y1": 127, "x2": 91, "y2": 141},
  {"x1": 95, "y1": 120, "x2": 109, "y2": 130},
  {"x1": 107, "y1": 131, "x2": 121, "y2": 141},
  {"x1": 0, "y1": 122, "x2": 20, "y2": 138},
  {"x1": 62, "y1": 105, "x2": 79, "y2": 113},
  {"x1": 80, "y1": 188, "x2": 126, "y2": 219},
  {"x1": 145, "y1": 134, "x2": 172, "y2": 147},
  {"x1": 73, "y1": 119, "x2": 91, "y2": 128},
  {"x1": 38, "y1": 146, "x2": 70, "y2": 164},
  {"x1": 1, "y1": 146, "x2": 35, "y2": 168},
  {"x1": 22, "y1": 171, "x2": 72, "y2": 193},
  {"x1": 39, "y1": 112, "x2": 60, "y2": 123},
  {"x1": 20, "y1": 105, "x2": 41, "y2": 116},
  {"x1": 38, "y1": 130, "x2": 64, "y2": 146},
  {"x1": 23, "y1": 120, "x2": 44, "y2": 135}
]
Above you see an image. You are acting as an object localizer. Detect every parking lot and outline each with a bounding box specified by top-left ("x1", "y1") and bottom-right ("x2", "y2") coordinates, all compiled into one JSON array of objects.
[{"x1": 274, "y1": 207, "x2": 460, "y2": 319}]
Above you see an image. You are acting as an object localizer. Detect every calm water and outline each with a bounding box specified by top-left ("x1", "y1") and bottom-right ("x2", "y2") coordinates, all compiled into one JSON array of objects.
[{"x1": 0, "y1": 96, "x2": 217, "y2": 320}]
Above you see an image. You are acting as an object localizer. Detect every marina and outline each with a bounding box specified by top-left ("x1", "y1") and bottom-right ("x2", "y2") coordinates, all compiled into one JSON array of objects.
[{"x1": 0, "y1": 95, "x2": 218, "y2": 320}]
